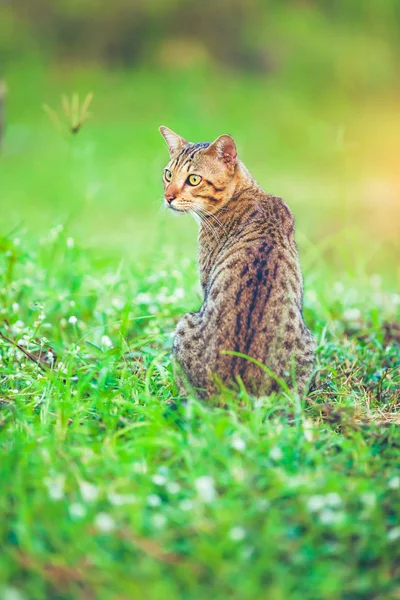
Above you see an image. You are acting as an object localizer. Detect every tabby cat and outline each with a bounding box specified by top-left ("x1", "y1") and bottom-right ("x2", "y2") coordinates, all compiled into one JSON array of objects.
[{"x1": 160, "y1": 126, "x2": 315, "y2": 399}]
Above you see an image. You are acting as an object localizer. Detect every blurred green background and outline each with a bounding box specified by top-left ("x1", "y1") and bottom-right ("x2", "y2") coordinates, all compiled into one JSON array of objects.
[{"x1": 1, "y1": 0, "x2": 399, "y2": 272}]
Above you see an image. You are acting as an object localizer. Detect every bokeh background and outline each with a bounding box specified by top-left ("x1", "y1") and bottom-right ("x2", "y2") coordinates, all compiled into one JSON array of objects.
[{"x1": 1, "y1": 0, "x2": 400, "y2": 275}]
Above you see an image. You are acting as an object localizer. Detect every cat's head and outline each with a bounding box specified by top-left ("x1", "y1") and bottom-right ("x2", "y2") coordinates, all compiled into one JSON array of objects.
[{"x1": 159, "y1": 126, "x2": 237, "y2": 215}]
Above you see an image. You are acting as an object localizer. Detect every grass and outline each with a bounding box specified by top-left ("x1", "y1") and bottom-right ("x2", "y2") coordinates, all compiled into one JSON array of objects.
[{"x1": 0, "y1": 64, "x2": 400, "y2": 600}]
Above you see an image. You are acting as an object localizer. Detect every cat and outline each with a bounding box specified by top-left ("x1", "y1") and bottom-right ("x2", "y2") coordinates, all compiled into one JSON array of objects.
[{"x1": 159, "y1": 126, "x2": 315, "y2": 399}]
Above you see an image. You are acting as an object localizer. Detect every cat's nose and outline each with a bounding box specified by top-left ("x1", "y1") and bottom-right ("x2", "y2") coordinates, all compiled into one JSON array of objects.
[{"x1": 165, "y1": 193, "x2": 176, "y2": 204}]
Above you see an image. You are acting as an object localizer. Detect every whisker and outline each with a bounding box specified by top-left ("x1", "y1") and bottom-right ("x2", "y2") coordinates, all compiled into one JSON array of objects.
[
  {"x1": 199, "y1": 207, "x2": 228, "y2": 234},
  {"x1": 193, "y1": 208, "x2": 219, "y2": 242},
  {"x1": 196, "y1": 208, "x2": 224, "y2": 240}
]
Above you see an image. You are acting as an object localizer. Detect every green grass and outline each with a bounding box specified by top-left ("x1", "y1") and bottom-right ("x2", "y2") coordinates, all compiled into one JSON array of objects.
[{"x1": 0, "y1": 65, "x2": 400, "y2": 600}]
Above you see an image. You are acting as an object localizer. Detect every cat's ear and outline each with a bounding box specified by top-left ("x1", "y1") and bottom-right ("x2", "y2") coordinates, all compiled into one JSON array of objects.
[
  {"x1": 205, "y1": 134, "x2": 237, "y2": 167},
  {"x1": 159, "y1": 126, "x2": 188, "y2": 155}
]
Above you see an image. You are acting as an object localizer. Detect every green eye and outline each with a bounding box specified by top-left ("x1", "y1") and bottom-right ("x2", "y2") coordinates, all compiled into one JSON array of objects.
[
  {"x1": 187, "y1": 174, "x2": 202, "y2": 186},
  {"x1": 164, "y1": 169, "x2": 173, "y2": 182}
]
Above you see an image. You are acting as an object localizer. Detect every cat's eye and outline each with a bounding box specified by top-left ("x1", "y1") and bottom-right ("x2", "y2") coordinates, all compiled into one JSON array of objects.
[
  {"x1": 164, "y1": 169, "x2": 173, "y2": 182},
  {"x1": 187, "y1": 174, "x2": 202, "y2": 186}
]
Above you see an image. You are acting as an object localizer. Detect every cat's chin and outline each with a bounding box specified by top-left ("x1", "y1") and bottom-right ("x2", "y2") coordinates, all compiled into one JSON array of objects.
[{"x1": 168, "y1": 204, "x2": 189, "y2": 214}]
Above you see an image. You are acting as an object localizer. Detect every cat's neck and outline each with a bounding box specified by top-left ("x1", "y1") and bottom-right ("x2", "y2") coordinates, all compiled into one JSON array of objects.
[
  {"x1": 197, "y1": 160, "x2": 260, "y2": 272},
  {"x1": 231, "y1": 159, "x2": 257, "y2": 196}
]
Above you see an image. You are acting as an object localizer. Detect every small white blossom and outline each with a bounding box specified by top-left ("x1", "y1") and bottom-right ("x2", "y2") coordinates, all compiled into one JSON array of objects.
[
  {"x1": 370, "y1": 274, "x2": 381, "y2": 288},
  {"x1": 232, "y1": 466, "x2": 246, "y2": 482},
  {"x1": 388, "y1": 527, "x2": 400, "y2": 542},
  {"x1": 195, "y1": 475, "x2": 216, "y2": 504},
  {"x1": 69, "y1": 503, "x2": 86, "y2": 519},
  {"x1": 133, "y1": 461, "x2": 147, "y2": 474},
  {"x1": 319, "y1": 509, "x2": 344, "y2": 525},
  {"x1": 303, "y1": 419, "x2": 314, "y2": 442},
  {"x1": 231, "y1": 436, "x2": 246, "y2": 452},
  {"x1": 343, "y1": 308, "x2": 361, "y2": 321},
  {"x1": 179, "y1": 499, "x2": 194, "y2": 511},
  {"x1": 94, "y1": 512, "x2": 115, "y2": 533},
  {"x1": 269, "y1": 447, "x2": 283, "y2": 461},
  {"x1": 391, "y1": 294, "x2": 400, "y2": 306},
  {"x1": 361, "y1": 492, "x2": 376, "y2": 507},
  {"x1": 256, "y1": 498, "x2": 270, "y2": 511},
  {"x1": 152, "y1": 514, "x2": 167, "y2": 529},
  {"x1": 333, "y1": 281, "x2": 344, "y2": 294},
  {"x1": 12, "y1": 303, "x2": 19, "y2": 313},
  {"x1": 44, "y1": 474, "x2": 65, "y2": 500},
  {"x1": 111, "y1": 297, "x2": 125, "y2": 310},
  {"x1": 174, "y1": 288, "x2": 185, "y2": 299},
  {"x1": 152, "y1": 474, "x2": 167, "y2": 486},
  {"x1": 108, "y1": 492, "x2": 136, "y2": 506},
  {"x1": 0, "y1": 586, "x2": 27, "y2": 600},
  {"x1": 68, "y1": 315, "x2": 78, "y2": 325},
  {"x1": 79, "y1": 481, "x2": 99, "y2": 503},
  {"x1": 147, "y1": 494, "x2": 162, "y2": 507},
  {"x1": 166, "y1": 482, "x2": 181, "y2": 494},
  {"x1": 100, "y1": 335, "x2": 113, "y2": 348},
  {"x1": 325, "y1": 493, "x2": 342, "y2": 507},
  {"x1": 229, "y1": 526, "x2": 246, "y2": 541},
  {"x1": 388, "y1": 476, "x2": 400, "y2": 490},
  {"x1": 307, "y1": 495, "x2": 325, "y2": 512},
  {"x1": 136, "y1": 293, "x2": 152, "y2": 305},
  {"x1": 66, "y1": 237, "x2": 75, "y2": 248}
]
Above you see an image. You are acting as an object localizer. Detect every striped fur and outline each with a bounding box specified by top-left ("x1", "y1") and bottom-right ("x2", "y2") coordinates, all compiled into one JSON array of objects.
[{"x1": 159, "y1": 127, "x2": 315, "y2": 399}]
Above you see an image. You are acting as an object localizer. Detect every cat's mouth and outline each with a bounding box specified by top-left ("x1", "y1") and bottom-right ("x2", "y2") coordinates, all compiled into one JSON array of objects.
[{"x1": 167, "y1": 202, "x2": 190, "y2": 213}]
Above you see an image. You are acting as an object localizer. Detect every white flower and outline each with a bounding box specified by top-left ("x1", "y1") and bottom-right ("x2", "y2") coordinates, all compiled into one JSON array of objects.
[
  {"x1": 136, "y1": 293, "x2": 152, "y2": 305},
  {"x1": 370, "y1": 274, "x2": 381, "y2": 288},
  {"x1": 66, "y1": 237, "x2": 75, "y2": 248},
  {"x1": 388, "y1": 476, "x2": 400, "y2": 490},
  {"x1": 79, "y1": 481, "x2": 99, "y2": 503},
  {"x1": 147, "y1": 494, "x2": 162, "y2": 507},
  {"x1": 319, "y1": 509, "x2": 343, "y2": 525},
  {"x1": 307, "y1": 495, "x2": 325, "y2": 512},
  {"x1": 166, "y1": 482, "x2": 180, "y2": 494},
  {"x1": 231, "y1": 436, "x2": 246, "y2": 452},
  {"x1": 256, "y1": 498, "x2": 270, "y2": 511},
  {"x1": 152, "y1": 474, "x2": 167, "y2": 486},
  {"x1": 343, "y1": 308, "x2": 361, "y2": 321},
  {"x1": 303, "y1": 419, "x2": 314, "y2": 442},
  {"x1": 0, "y1": 586, "x2": 27, "y2": 600},
  {"x1": 229, "y1": 526, "x2": 246, "y2": 541},
  {"x1": 69, "y1": 503, "x2": 86, "y2": 519},
  {"x1": 12, "y1": 303, "x2": 19, "y2": 313},
  {"x1": 269, "y1": 447, "x2": 283, "y2": 461},
  {"x1": 111, "y1": 297, "x2": 125, "y2": 310},
  {"x1": 391, "y1": 294, "x2": 400, "y2": 306},
  {"x1": 361, "y1": 492, "x2": 376, "y2": 507},
  {"x1": 232, "y1": 466, "x2": 246, "y2": 482},
  {"x1": 100, "y1": 335, "x2": 113, "y2": 348},
  {"x1": 173, "y1": 288, "x2": 185, "y2": 299},
  {"x1": 44, "y1": 474, "x2": 65, "y2": 500},
  {"x1": 388, "y1": 527, "x2": 400, "y2": 542},
  {"x1": 133, "y1": 461, "x2": 147, "y2": 474},
  {"x1": 152, "y1": 514, "x2": 167, "y2": 529},
  {"x1": 333, "y1": 281, "x2": 344, "y2": 294},
  {"x1": 108, "y1": 492, "x2": 136, "y2": 506},
  {"x1": 68, "y1": 315, "x2": 78, "y2": 325},
  {"x1": 94, "y1": 512, "x2": 115, "y2": 533},
  {"x1": 325, "y1": 493, "x2": 342, "y2": 507},
  {"x1": 179, "y1": 499, "x2": 194, "y2": 511},
  {"x1": 195, "y1": 475, "x2": 216, "y2": 504}
]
